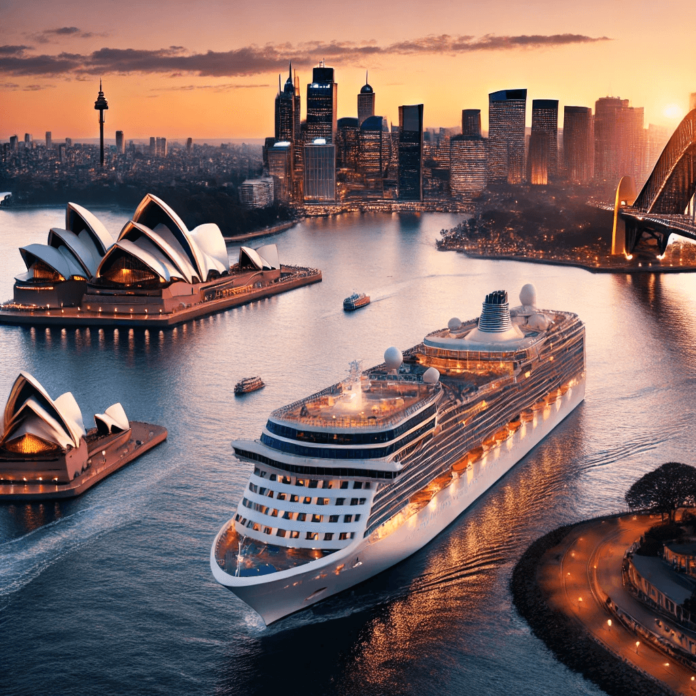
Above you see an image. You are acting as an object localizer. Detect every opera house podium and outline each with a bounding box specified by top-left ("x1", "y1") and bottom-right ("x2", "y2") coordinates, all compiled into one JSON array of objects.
[
  {"x1": 0, "y1": 372, "x2": 167, "y2": 501},
  {"x1": 0, "y1": 193, "x2": 321, "y2": 328}
]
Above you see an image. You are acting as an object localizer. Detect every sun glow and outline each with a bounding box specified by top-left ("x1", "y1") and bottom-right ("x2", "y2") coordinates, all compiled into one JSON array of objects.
[{"x1": 664, "y1": 104, "x2": 684, "y2": 120}]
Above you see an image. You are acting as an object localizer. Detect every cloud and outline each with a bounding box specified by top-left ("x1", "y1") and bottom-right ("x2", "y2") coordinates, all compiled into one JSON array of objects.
[
  {"x1": 0, "y1": 33, "x2": 611, "y2": 78},
  {"x1": 0, "y1": 82, "x2": 20, "y2": 89},
  {"x1": 153, "y1": 83, "x2": 270, "y2": 92},
  {"x1": 29, "y1": 27, "x2": 106, "y2": 44},
  {"x1": 0, "y1": 45, "x2": 31, "y2": 56},
  {"x1": 23, "y1": 84, "x2": 56, "y2": 91}
]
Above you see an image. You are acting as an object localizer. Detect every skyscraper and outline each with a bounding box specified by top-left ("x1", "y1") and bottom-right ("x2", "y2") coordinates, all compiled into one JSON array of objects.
[
  {"x1": 563, "y1": 106, "x2": 594, "y2": 183},
  {"x1": 306, "y1": 62, "x2": 337, "y2": 144},
  {"x1": 115, "y1": 131, "x2": 125, "y2": 154},
  {"x1": 488, "y1": 89, "x2": 527, "y2": 184},
  {"x1": 358, "y1": 73, "x2": 375, "y2": 126},
  {"x1": 9, "y1": 135, "x2": 18, "y2": 152},
  {"x1": 304, "y1": 139, "x2": 336, "y2": 202},
  {"x1": 24, "y1": 134, "x2": 32, "y2": 145},
  {"x1": 594, "y1": 97, "x2": 627, "y2": 181},
  {"x1": 186, "y1": 137, "x2": 193, "y2": 153},
  {"x1": 336, "y1": 117, "x2": 360, "y2": 170},
  {"x1": 450, "y1": 135, "x2": 487, "y2": 200},
  {"x1": 275, "y1": 65, "x2": 296, "y2": 142},
  {"x1": 45, "y1": 131, "x2": 52, "y2": 149},
  {"x1": 530, "y1": 99, "x2": 558, "y2": 180},
  {"x1": 398, "y1": 104, "x2": 424, "y2": 200},
  {"x1": 94, "y1": 80, "x2": 108, "y2": 166},
  {"x1": 359, "y1": 116, "x2": 389, "y2": 195},
  {"x1": 527, "y1": 132, "x2": 549, "y2": 185},
  {"x1": 462, "y1": 110, "x2": 482, "y2": 138},
  {"x1": 268, "y1": 141, "x2": 293, "y2": 202}
]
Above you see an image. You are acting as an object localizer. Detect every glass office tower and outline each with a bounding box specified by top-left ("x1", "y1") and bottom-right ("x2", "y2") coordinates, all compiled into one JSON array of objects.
[
  {"x1": 488, "y1": 89, "x2": 527, "y2": 184},
  {"x1": 398, "y1": 104, "x2": 424, "y2": 200}
]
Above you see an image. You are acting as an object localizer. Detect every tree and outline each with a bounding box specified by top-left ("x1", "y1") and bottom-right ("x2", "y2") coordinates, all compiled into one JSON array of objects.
[{"x1": 625, "y1": 463, "x2": 696, "y2": 520}]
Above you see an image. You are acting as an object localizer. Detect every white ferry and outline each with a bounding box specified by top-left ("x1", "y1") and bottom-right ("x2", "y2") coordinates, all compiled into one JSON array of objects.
[{"x1": 211, "y1": 284, "x2": 586, "y2": 624}]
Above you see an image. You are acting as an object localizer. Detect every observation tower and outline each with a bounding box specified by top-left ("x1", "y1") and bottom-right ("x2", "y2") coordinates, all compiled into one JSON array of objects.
[{"x1": 94, "y1": 80, "x2": 109, "y2": 166}]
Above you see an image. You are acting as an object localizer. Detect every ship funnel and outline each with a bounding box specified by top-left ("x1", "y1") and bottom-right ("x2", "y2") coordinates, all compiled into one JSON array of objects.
[{"x1": 478, "y1": 290, "x2": 512, "y2": 333}]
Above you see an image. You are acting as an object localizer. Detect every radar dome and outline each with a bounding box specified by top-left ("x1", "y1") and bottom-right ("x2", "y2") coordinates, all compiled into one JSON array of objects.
[
  {"x1": 384, "y1": 347, "x2": 403, "y2": 371},
  {"x1": 520, "y1": 284, "x2": 537, "y2": 308},
  {"x1": 527, "y1": 313, "x2": 550, "y2": 331},
  {"x1": 448, "y1": 317, "x2": 462, "y2": 331},
  {"x1": 423, "y1": 367, "x2": 440, "y2": 384}
]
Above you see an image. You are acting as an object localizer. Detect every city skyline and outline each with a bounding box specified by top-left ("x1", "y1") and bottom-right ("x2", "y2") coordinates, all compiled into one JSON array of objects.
[{"x1": 1, "y1": 0, "x2": 694, "y2": 138}]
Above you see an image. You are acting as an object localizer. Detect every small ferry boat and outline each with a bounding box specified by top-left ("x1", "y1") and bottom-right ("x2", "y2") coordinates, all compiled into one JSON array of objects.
[
  {"x1": 234, "y1": 377, "x2": 265, "y2": 395},
  {"x1": 343, "y1": 292, "x2": 370, "y2": 312}
]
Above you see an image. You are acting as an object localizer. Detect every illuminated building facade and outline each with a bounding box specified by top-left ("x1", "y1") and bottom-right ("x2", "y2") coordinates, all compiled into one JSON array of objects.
[
  {"x1": 530, "y1": 99, "x2": 558, "y2": 180},
  {"x1": 45, "y1": 132, "x2": 52, "y2": 149},
  {"x1": 336, "y1": 117, "x2": 360, "y2": 170},
  {"x1": 450, "y1": 135, "x2": 487, "y2": 199},
  {"x1": 304, "y1": 139, "x2": 336, "y2": 202},
  {"x1": 358, "y1": 74, "x2": 375, "y2": 126},
  {"x1": 528, "y1": 132, "x2": 549, "y2": 185},
  {"x1": 239, "y1": 178, "x2": 274, "y2": 208},
  {"x1": 462, "y1": 110, "x2": 482, "y2": 138},
  {"x1": 563, "y1": 106, "x2": 594, "y2": 183},
  {"x1": 267, "y1": 142, "x2": 293, "y2": 202},
  {"x1": 115, "y1": 131, "x2": 125, "y2": 155},
  {"x1": 359, "y1": 116, "x2": 389, "y2": 195},
  {"x1": 306, "y1": 63, "x2": 337, "y2": 144},
  {"x1": 594, "y1": 97, "x2": 627, "y2": 182},
  {"x1": 275, "y1": 65, "x2": 296, "y2": 143},
  {"x1": 488, "y1": 89, "x2": 527, "y2": 184},
  {"x1": 398, "y1": 104, "x2": 424, "y2": 201}
]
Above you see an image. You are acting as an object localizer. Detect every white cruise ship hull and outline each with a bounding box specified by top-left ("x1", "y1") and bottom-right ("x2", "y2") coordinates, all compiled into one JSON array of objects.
[{"x1": 211, "y1": 374, "x2": 585, "y2": 625}]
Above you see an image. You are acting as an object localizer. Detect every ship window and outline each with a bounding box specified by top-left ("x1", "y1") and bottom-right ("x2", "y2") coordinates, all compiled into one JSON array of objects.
[
  {"x1": 344, "y1": 515, "x2": 353, "y2": 523},
  {"x1": 336, "y1": 498, "x2": 345, "y2": 506},
  {"x1": 353, "y1": 482, "x2": 363, "y2": 490},
  {"x1": 339, "y1": 532, "x2": 350, "y2": 541},
  {"x1": 350, "y1": 498, "x2": 359, "y2": 506},
  {"x1": 269, "y1": 474, "x2": 277, "y2": 481},
  {"x1": 329, "y1": 515, "x2": 339, "y2": 523},
  {"x1": 235, "y1": 514, "x2": 240, "y2": 521},
  {"x1": 364, "y1": 483, "x2": 371, "y2": 489},
  {"x1": 266, "y1": 490, "x2": 274, "y2": 498},
  {"x1": 312, "y1": 514, "x2": 323, "y2": 523},
  {"x1": 259, "y1": 471, "x2": 267, "y2": 478},
  {"x1": 242, "y1": 498, "x2": 251, "y2": 508},
  {"x1": 355, "y1": 514, "x2": 361, "y2": 522},
  {"x1": 306, "y1": 532, "x2": 319, "y2": 541},
  {"x1": 249, "y1": 483, "x2": 258, "y2": 493},
  {"x1": 324, "y1": 481, "x2": 334, "y2": 488},
  {"x1": 290, "y1": 531, "x2": 300, "y2": 539},
  {"x1": 324, "y1": 533, "x2": 334, "y2": 541},
  {"x1": 341, "y1": 481, "x2": 350, "y2": 489},
  {"x1": 281, "y1": 476, "x2": 291, "y2": 484},
  {"x1": 254, "y1": 467, "x2": 261, "y2": 476},
  {"x1": 253, "y1": 523, "x2": 261, "y2": 532},
  {"x1": 277, "y1": 493, "x2": 286, "y2": 501},
  {"x1": 259, "y1": 487, "x2": 267, "y2": 495},
  {"x1": 297, "y1": 479, "x2": 306, "y2": 487},
  {"x1": 318, "y1": 498, "x2": 330, "y2": 506},
  {"x1": 303, "y1": 497, "x2": 312, "y2": 504},
  {"x1": 283, "y1": 511, "x2": 292, "y2": 520},
  {"x1": 264, "y1": 527, "x2": 272, "y2": 535},
  {"x1": 290, "y1": 494, "x2": 299, "y2": 503},
  {"x1": 297, "y1": 513, "x2": 306, "y2": 522},
  {"x1": 276, "y1": 529, "x2": 287, "y2": 537},
  {"x1": 309, "y1": 480, "x2": 318, "y2": 488},
  {"x1": 270, "y1": 509, "x2": 278, "y2": 517}
]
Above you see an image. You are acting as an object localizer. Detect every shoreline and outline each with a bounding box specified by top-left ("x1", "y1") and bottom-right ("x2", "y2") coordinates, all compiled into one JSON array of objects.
[
  {"x1": 441, "y1": 247, "x2": 696, "y2": 274},
  {"x1": 223, "y1": 220, "x2": 298, "y2": 243}
]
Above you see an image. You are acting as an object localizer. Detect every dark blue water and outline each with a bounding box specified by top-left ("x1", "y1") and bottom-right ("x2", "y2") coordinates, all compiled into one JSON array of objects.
[{"x1": 1, "y1": 207, "x2": 696, "y2": 695}]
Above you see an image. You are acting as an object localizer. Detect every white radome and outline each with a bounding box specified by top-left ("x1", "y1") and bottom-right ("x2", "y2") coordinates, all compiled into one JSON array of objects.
[
  {"x1": 519, "y1": 284, "x2": 537, "y2": 308},
  {"x1": 528, "y1": 313, "x2": 550, "y2": 331},
  {"x1": 448, "y1": 317, "x2": 462, "y2": 331},
  {"x1": 423, "y1": 367, "x2": 440, "y2": 384},
  {"x1": 384, "y1": 347, "x2": 403, "y2": 371}
]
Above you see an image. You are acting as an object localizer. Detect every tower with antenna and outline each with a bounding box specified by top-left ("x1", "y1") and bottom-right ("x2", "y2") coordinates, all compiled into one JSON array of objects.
[
  {"x1": 358, "y1": 71, "x2": 375, "y2": 126},
  {"x1": 94, "y1": 80, "x2": 109, "y2": 166}
]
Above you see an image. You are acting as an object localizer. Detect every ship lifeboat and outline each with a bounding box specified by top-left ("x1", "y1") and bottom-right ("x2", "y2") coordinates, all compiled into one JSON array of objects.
[
  {"x1": 469, "y1": 446, "x2": 485, "y2": 461},
  {"x1": 560, "y1": 384, "x2": 570, "y2": 395},
  {"x1": 452, "y1": 458, "x2": 469, "y2": 473},
  {"x1": 410, "y1": 491, "x2": 433, "y2": 506},
  {"x1": 494, "y1": 427, "x2": 510, "y2": 442},
  {"x1": 532, "y1": 400, "x2": 546, "y2": 412},
  {"x1": 520, "y1": 410, "x2": 534, "y2": 423},
  {"x1": 508, "y1": 420, "x2": 521, "y2": 433}
]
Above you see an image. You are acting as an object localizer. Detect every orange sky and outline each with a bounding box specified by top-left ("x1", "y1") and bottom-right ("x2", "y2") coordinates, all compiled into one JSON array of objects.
[{"x1": 1, "y1": 0, "x2": 694, "y2": 140}]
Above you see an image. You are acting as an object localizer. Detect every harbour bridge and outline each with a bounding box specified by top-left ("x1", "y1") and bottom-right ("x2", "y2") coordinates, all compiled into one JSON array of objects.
[{"x1": 616, "y1": 109, "x2": 696, "y2": 255}]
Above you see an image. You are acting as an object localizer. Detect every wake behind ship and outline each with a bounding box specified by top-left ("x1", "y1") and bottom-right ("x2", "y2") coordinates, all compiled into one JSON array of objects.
[{"x1": 211, "y1": 284, "x2": 586, "y2": 624}]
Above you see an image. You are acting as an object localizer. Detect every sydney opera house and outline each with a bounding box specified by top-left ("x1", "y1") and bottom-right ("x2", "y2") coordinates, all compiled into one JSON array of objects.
[
  {"x1": 0, "y1": 372, "x2": 167, "y2": 500},
  {"x1": 1, "y1": 194, "x2": 321, "y2": 327}
]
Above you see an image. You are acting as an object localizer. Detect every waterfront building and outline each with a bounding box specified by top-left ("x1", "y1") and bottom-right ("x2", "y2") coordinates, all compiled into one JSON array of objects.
[
  {"x1": 45, "y1": 132, "x2": 52, "y2": 149},
  {"x1": 9, "y1": 135, "x2": 18, "y2": 152},
  {"x1": 336, "y1": 117, "x2": 360, "y2": 171},
  {"x1": 359, "y1": 116, "x2": 389, "y2": 196},
  {"x1": 115, "y1": 131, "x2": 125, "y2": 155},
  {"x1": 450, "y1": 134, "x2": 487, "y2": 199},
  {"x1": 267, "y1": 141, "x2": 293, "y2": 202},
  {"x1": 563, "y1": 106, "x2": 594, "y2": 183},
  {"x1": 211, "y1": 284, "x2": 586, "y2": 624},
  {"x1": 275, "y1": 65, "x2": 296, "y2": 143},
  {"x1": 94, "y1": 80, "x2": 108, "y2": 166},
  {"x1": 304, "y1": 138, "x2": 336, "y2": 202},
  {"x1": 488, "y1": 89, "x2": 527, "y2": 184},
  {"x1": 239, "y1": 178, "x2": 274, "y2": 209},
  {"x1": 398, "y1": 104, "x2": 424, "y2": 201},
  {"x1": 530, "y1": 100, "x2": 558, "y2": 180},
  {"x1": 528, "y1": 131, "x2": 549, "y2": 185},
  {"x1": 186, "y1": 137, "x2": 193, "y2": 153},
  {"x1": 306, "y1": 62, "x2": 337, "y2": 144},
  {"x1": 462, "y1": 110, "x2": 482, "y2": 138},
  {"x1": 0, "y1": 372, "x2": 166, "y2": 500},
  {"x1": 358, "y1": 73, "x2": 375, "y2": 126}
]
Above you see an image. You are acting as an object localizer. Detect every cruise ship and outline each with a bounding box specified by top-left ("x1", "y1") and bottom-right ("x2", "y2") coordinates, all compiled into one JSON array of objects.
[{"x1": 211, "y1": 284, "x2": 585, "y2": 624}]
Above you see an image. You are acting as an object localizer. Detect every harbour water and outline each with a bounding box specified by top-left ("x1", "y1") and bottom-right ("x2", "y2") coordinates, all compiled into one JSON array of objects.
[{"x1": 1, "y1": 207, "x2": 696, "y2": 695}]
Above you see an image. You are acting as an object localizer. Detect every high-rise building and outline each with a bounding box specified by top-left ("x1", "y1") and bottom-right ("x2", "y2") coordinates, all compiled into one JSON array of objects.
[
  {"x1": 45, "y1": 131, "x2": 52, "y2": 149},
  {"x1": 9, "y1": 135, "x2": 18, "y2": 152},
  {"x1": 462, "y1": 110, "x2": 482, "y2": 138},
  {"x1": 65, "y1": 138, "x2": 72, "y2": 148},
  {"x1": 115, "y1": 131, "x2": 125, "y2": 154},
  {"x1": 527, "y1": 132, "x2": 549, "y2": 185},
  {"x1": 450, "y1": 134, "x2": 487, "y2": 200},
  {"x1": 24, "y1": 134, "x2": 32, "y2": 145},
  {"x1": 336, "y1": 117, "x2": 360, "y2": 170},
  {"x1": 186, "y1": 137, "x2": 193, "y2": 153},
  {"x1": 359, "y1": 116, "x2": 389, "y2": 195},
  {"x1": 530, "y1": 99, "x2": 558, "y2": 180},
  {"x1": 58, "y1": 144, "x2": 66, "y2": 162},
  {"x1": 304, "y1": 138, "x2": 336, "y2": 202},
  {"x1": 275, "y1": 65, "x2": 296, "y2": 142},
  {"x1": 156, "y1": 137, "x2": 168, "y2": 157},
  {"x1": 398, "y1": 104, "x2": 424, "y2": 201},
  {"x1": 94, "y1": 80, "x2": 108, "y2": 166},
  {"x1": 618, "y1": 105, "x2": 645, "y2": 185},
  {"x1": 149, "y1": 137, "x2": 156, "y2": 156},
  {"x1": 594, "y1": 97, "x2": 627, "y2": 182},
  {"x1": 239, "y1": 177, "x2": 274, "y2": 208},
  {"x1": 488, "y1": 89, "x2": 527, "y2": 184},
  {"x1": 563, "y1": 106, "x2": 594, "y2": 183},
  {"x1": 358, "y1": 73, "x2": 375, "y2": 126},
  {"x1": 268, "y1": 141, "x2": 293, "y2": 202},
  {"x1": 306, "y1": 62, "x2": 337, "y2": 144}
]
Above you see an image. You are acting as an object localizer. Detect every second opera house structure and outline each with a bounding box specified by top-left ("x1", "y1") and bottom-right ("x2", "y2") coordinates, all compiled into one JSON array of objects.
[{"x1": 2, "y1": 194, "x2": 321, "y2": 327}]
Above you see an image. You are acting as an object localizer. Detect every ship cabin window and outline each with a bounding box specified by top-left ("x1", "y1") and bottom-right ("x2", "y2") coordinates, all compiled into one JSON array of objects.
[
  {"x1": 259, "y1": 471, "x2": 267, "y2": 478},
  {"x1": 254, "y1": 468, "x2": 261, "y2": 476},
  {"x1": 353, "y1": 482, "x2": 363, "y2": 490},
  {"x1": 290, "y1": 494, "x2": 299, "y2": 503},
  {"x1": 297, "y1": 479, "x2": 307, "y2": 487},
  {"x1": 350, "y1": 498, "x2": 359, "y2": 506},
  {"x1": 270, "y1": 509, "x2": 278, "y2": 517},
  {"x1": 249, "y1": 483, "x2": 258, "y2": 493},
  {"x1": 329, "y1": 515, "x2": 339, "y2": 523},
  {"x1": 306, "y1": 532, "x2": 319, "y2": 541},
  {"x1": 323, "y1": 481, "x2": 334, "y2": 489},
  {"x1": 339, "y1": 532, "x2": 354, "y2": 541},
  {"x1": 277, "y1": 493, "x2": 286, "y2": 501},
  {"x1": 336, "y1": 498, "x2": 345, "y2": 506},
  {"x1": 276, "y1": 529, "x2": 287, "y2": 537},
  {"x1": 235, "y1": 514, "x2": 240, "y2": 521},
  {"x1": 309, "y1": 480, "x2": 319, "y2": 488},
  {"x1": 318, "y1": 498, "x2": 330, "y2": 506},
  {"x1": 344, "y1": 515, "x2": 353, "y2": 523},
  {"x1": 324, "y1": 533, "x2": 334, "y2": 541},
  {"x1": 297, "y1": 513, "x2": 306, "y2": 522},
  {"x1": 253, "y1": 523, "x2": 261, "y2": 532},
  {"x1": 281, "y1": 476, "x2": 292, "y2": 485},
  {"x1": 290, "y1": 531, "x2": 300, "y2": 539},
  {"x1": 312, "y1": 514, "x2": 323, "y2": 523},
  {"x1": 283, "y1": 511, "x2": 292, "y2": 520},
  {"x1": 269, "y1": 474, "x2": 277, "y2": 481},
  {"x1": 264, "y1": 527, "x2": 272, "y2": 535},
  {"x1": 265, "y1": 490, "x2": 274, "y2": 498},
  {"x1": 355, "y1": 514, "x2": 361, "y2": 522},
  {"x1": 259, "y1": 487, "x2": 267, "y2": 495},
  {"x1": 341, "y1": 481, "x2": 350, "y2": 489},
  {"x1": 303, "y1": 496, "x2": 312, "y2": 504},
  {"x1": 364, "y1": 483, "x2": 371, "y2": 489}
]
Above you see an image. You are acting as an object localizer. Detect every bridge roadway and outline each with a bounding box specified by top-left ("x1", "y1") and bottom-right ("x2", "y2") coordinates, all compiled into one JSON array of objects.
[{"x1": 538, "y1": 513, "x2": 696, "y2": 695}]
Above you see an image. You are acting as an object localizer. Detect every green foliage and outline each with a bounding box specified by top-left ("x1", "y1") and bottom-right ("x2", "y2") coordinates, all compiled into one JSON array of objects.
[{"x1": 625, "y1": 462, "x2": 696, "y2": 518}]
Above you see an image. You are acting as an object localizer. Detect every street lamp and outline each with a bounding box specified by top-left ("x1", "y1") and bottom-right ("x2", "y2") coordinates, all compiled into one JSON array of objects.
[{"x1": 635, "y1": 641, "x2": 640, "y2": 653}]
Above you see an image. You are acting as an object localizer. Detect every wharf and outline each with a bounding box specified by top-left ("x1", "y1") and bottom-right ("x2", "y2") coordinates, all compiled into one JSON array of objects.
[
  {"x1": 0, "y1": 421, "x2": 167, "y2": 501},
  {"x1": 223, "y1": 221, "x2": 297, "y2": 243},
  {"x1": 0, "y1": 267, "x2": 321, "y2": 329}
]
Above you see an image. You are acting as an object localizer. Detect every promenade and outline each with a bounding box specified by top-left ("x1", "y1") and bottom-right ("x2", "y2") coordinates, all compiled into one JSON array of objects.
[{"x1": 539, "y1": 514, "x2": 696, "y2": 695}]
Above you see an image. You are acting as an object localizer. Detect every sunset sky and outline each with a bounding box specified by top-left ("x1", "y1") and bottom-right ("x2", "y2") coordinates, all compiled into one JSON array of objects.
[{"x1": 1, "y1": 0, "x2": 694, "y2": 141}]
